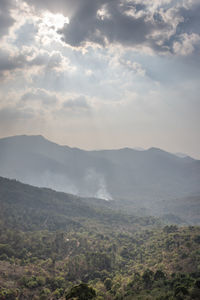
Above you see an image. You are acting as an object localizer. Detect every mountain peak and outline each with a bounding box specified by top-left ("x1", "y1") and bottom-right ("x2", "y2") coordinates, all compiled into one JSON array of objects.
[
  {"x1": 0, "y1": 134, "x2": 46, "y2": 141},
  {"x1": 19, "y1": 134, "x2": 46, "y2": 140},
  {"x1": 148, "y1": 147, "x2": 163, "y2": 152}
]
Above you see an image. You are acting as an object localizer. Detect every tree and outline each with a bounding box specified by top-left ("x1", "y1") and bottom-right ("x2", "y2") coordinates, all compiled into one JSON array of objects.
[
  {"x1": 65, "y1": 283, "x2": 96, "y2": 300},
  {"x1": 142, "y1": 269, "x2": 154, "y2": 289},
  {"x1": 104, "y1": 278, "x2": 112, "y2": 291},
  {"x1": 154, "y1": 270, "x2": 166, "y2": 281}
]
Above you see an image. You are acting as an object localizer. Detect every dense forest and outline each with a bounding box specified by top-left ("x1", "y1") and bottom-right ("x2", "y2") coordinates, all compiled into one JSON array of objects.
[{"x1": 0, "y1": 177, "x2": 200, "y2": 299}]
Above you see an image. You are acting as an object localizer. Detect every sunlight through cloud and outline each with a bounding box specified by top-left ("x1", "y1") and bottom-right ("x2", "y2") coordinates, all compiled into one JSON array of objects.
[{"x1": 42, "y1": 12, "x2": 69, "y2": 30}]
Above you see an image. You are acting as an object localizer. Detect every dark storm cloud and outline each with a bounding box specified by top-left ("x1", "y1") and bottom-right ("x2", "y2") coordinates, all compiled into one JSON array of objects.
[
  {"x1": 58, "y1": 0, "x2": 159, "y2": 47},
  {"x1": 59, "y1": 1, "x2": 156, "y2": 47},
  {"x1": 24, "y1": 0, "x2": 200, "y2": 54},
  {"x1": 0, "y1": 0, "x2": 16, "y2": 37}
]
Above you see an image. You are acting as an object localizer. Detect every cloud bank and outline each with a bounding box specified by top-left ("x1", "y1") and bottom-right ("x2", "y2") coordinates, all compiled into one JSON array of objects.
[
  {"x1": 0, "y1": 0, "x2": 199, "y2": 158},
  {"x1": 22, "y1": 0, "x2": 200, "y2": 55}
]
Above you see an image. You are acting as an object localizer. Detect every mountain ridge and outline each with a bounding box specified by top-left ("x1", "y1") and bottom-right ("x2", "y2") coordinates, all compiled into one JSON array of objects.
[
  {"x1": 0, "y1": 134, "x2": 195, "y2": 160},
  {"x1": 0, "y1": 134, "x2": 199, "y2": 205}
]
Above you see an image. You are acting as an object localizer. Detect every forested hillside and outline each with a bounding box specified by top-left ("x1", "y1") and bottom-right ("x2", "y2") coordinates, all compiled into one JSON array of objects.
[{"x1": 0, "y1": 177, "x2": 200, "y2": 299}]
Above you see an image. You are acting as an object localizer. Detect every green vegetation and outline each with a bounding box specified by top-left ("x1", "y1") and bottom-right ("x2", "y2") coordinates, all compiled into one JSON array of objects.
[{"x1": 0, "y1": 177, "x2": 199, "y2": 299}]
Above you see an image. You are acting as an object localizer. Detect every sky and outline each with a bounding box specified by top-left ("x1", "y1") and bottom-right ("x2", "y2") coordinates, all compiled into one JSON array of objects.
[{"x1": 0, "y1": 0, "x2": 200, "y2": 158}]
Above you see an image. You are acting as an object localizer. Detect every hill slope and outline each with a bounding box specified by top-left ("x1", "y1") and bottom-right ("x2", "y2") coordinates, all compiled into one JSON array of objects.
[{"x1": 0, "y1": 176, "x2": 157, "y2": 232}]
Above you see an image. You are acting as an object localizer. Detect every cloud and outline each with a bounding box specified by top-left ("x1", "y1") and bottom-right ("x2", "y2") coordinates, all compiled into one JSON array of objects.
[
  {"x1": 0, "y1": 88, "x2": 57, "y2": 134},
  {"x1": 119, "y1": 58, "x2": 146, "y2": 76},
  {"x1": 0, "y1": 49, "x2": 27, "y2": 78},
  {"x1": 58, "y1": 0, "x2": 156, "y2": 48},
  {"x1": 173, "y1": 33, "x2": 200, "y2": 56},
  {"x1": 21, "y1": 88, "x2": 58, "y2": 105},
  {"x1": 63, "y1": 95, "x2": 90, "y2": 110},
  {"x1": 23, "y1": 0, "x2": 71, "y2": 15},
  {"x1": 23, "y1": 0, "x2": 200, "y2": 55},
  {"x1": 176, "y1": 1, "x2": 200, "y2": 36},
  {"x1": 29, "y1": 50, "x2": 64, "y2": 69},
  {"x1": 0, "y1": 0, "x2": 16, "y2": 37},
  {"x1": 0, "y1": 47, "x2": 65, "y2": 80},
  {"x1": 0, "y1": 106, "x2": 33, "y2": 121},
  {"x1": 14, "y1": 21, "x2": 38, "y2": 47}
]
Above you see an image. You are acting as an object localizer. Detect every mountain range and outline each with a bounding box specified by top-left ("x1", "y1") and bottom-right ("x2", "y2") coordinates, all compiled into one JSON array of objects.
[{"x1": 0, "y1": 134, "x2": 199, "y2": 223}]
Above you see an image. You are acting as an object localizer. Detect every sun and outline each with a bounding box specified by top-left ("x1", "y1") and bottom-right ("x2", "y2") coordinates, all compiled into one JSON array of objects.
[{"x1": 43, "y1": 12, "x2": 69, "y2": 29}]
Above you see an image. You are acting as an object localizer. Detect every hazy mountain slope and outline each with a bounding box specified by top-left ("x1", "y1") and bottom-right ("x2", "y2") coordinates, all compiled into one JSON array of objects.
[
  {"x1": 0, "y1": 135, "x2": 200, "y2": 202},
  {"x1": 90, "y1": 147, "x2": 199, "y2": 200},
  {"x1": 1, "y1": 175, "x2": 198, "y2": 226},
  {"x1": 158, "y1": 195, "x2": 200, "y2": 225},
  {"x1": 0, "y1": 176, "x2": 158, "y2": 231},
  {"x1": 0, "y1": 135, "x2": 115, "y2": 198},
  {"x1": 0, "y1": 176, "x2": 96, "y2": 231}
]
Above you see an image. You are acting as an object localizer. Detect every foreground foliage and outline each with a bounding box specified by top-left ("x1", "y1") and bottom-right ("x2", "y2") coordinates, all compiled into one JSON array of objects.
[{"x1": 0, "y1": 177, "x2": 200, "y2": 299}]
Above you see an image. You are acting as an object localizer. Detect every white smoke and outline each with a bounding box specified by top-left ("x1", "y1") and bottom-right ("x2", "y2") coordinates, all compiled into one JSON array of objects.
[
  {"x1": 95, "y1": 176, "x2": 113, "y2": 201},
  {"x1": 24, "y1": 168, "x2": 112, "y2": 201},
  {"x1": 84, "y1": 168, "x2": 112, "y2": 201}
]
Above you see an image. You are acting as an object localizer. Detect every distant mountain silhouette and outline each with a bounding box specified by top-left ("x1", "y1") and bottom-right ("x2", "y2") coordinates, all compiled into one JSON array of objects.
[
  {"x1": 174, "y1": 152, "x2": 190, "y2": 158},
  {"x1": 0, "y1": 135, "x2": 199, "y2": 202}
]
